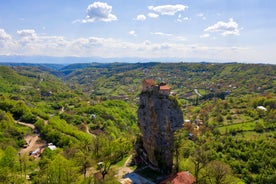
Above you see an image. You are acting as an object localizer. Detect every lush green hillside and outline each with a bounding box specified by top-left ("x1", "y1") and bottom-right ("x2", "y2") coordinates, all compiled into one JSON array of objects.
[
  {"x1": 0, "y1": 64, "x2": 138, "y2": 183},
  {"x1": 60, "y1": 63, "x2": 276, "y2": 102},
  {"x1": 180, "y1": 93, "x2": 276, "y2": 183},
  {"x1": 0, "y1": 62, "x2": 275, "y2": 183}
]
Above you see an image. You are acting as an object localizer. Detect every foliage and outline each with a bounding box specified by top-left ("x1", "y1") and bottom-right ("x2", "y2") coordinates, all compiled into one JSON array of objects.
[
  {"x1": 0, "y1": 110, "x2": 30, "y2": 148},
  {"x1": 0, "y1": 62, "x2": 275, "y2": 183},
  {"x1": 36, "y1": 154, "x2": 79, "y2": 184},
  {"x1": 35, "y1": 117, "x2": 92, "y2": 147},
  {"x1": 83, "y1": 100, "x2": 138, "y2": 137}
]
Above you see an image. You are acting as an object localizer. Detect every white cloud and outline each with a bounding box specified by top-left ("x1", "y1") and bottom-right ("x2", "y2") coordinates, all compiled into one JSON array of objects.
[
  {"x1": 0, "y1": 29, "x2": 12, "y2": 41},
  {"x1": 136, "y1": 14, "x2": 146, "y2": 21},
  {"x1": 200, "y1": 33, "x2": 210, "y2": 38},
  {"x1": 0, "y1": 28, "x2": 271, "y2": 63},
  {"x1": 144, "y1": 40, "x2": 151, "y2": 45},
  {"x1": 16, "y1": 30, "x2": 69, "y2": 55},
  {"x1": 17, "y1": 29, "x2": 37, "y2": 39},
  {"x1": 197, "y1": 13, "x2": 206, "y2": 20},
  {"x1": 17, "y1": 29, "x2": 38, "y2": 47},
  {"x1": 147, "y1": 13, "x2": 159, "y2": 18},
  {"x1": 151, "y1": 32, "x2": 172, "y2": 37},
  {"x1": 175, "y1": 36, "x2": 186, "y2": 41},
  {"x1": 0, "y1": 29, "x2": 17, "y2": 54},
  {"x1": 81, "y1": 2, "x2": 117, "y2": 23},
  {"x1": 152, "y1": 43, "x2": 171, "y2": 51},
  {"x1": 151, "y1": 32, "x2": 186, "y2": 41},
  {"x1": 204, "y1": 18, "x2": 240, "y2": 36},
  {"x1": 129, "y1": 30, "x2": 137, "y2": 36},
  {"x1": 176, "y1": 14, "x2": 190, "y2": 22},
  {"x1": 148, "y1": 4, "x2": 188, "y2": 16}
]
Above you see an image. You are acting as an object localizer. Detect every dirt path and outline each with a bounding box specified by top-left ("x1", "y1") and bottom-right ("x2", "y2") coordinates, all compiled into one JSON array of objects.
[
  {"x1": 117, "y1": 155, "x2": 155, "y2": 184},
  {"x1": 117, "y1": 155, "x2": 134, "y2": 180},
  {"x1": 16, "y1": 121, "x2": 35, "y2": 129},
  {"x1": 82, "y1": 123, "x2": 96, "y2": 137},
  {"x1": 59, "y1": 106, "x2": 64, "y2": 114},
  {"x1": 20, "y1": 135, "x2": 42, "y2": 155},
  {"x1": 16, "y1": 121, "x2": 45, "y2": 156}
]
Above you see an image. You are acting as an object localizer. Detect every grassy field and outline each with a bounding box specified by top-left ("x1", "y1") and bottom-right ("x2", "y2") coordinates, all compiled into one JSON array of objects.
[{"x1": 218, "y1": 121, "x2": 256, "y2": 134}]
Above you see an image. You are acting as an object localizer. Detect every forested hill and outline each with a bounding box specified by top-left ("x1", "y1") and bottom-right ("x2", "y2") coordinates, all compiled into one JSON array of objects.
[
  {"x1": 2, "y1": 62, "x2": 275, "y2": 100},
  {"x1": 0, "y1": 62, "x2": 275, "y2": 183},
  {"x1": 59, "y1": 62, "x2": 276, "y2": 102}
]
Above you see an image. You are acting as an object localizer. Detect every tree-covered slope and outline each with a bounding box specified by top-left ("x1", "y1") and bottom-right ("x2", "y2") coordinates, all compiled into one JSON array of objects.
[
  {"x1": 0, "y1": 64, "x2": 138, "y2": 183},
  {"x1": 0, "y1": 62, "x2": 275, "y2": 183},
  {"x1": 60, "y1": 63, "x2": 276, "y2": 102}
]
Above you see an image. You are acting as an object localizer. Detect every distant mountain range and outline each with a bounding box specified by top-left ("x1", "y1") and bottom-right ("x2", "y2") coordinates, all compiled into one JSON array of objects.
[{"x1": 0, "y1": 55, "x2": 240, "y2": 65}]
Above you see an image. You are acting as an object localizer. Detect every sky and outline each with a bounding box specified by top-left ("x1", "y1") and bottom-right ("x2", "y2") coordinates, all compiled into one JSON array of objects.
[{"x1": 0, "y1": 0, "x2": 276, "y2": 64}]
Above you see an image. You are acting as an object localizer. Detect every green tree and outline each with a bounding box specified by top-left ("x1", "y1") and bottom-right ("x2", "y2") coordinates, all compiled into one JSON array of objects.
[
  {"x1": 191, "y1": 145, "x2": 210, "y2": 183},
  {"x1": 206, "y1": 160, "x2": 232, "y2": 184},
  {"x1": 39, "y1": 154, "x2": 78, "y2": 184},
  {"x1": 0, "y1": 146, "x2": 19, "y2": 183},
  {"x1": 255, "y1": 120, "x2": 265, "y2": 132}
]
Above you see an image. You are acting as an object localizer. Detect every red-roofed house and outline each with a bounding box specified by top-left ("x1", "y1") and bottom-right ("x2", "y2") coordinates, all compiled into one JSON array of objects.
[
  {"x1": 159, "y1": 84, "x2": 171, "y2": 96},
  {"x1": 142, "y1": 79, "x2": 155, "y2": 91},
  {"x1": 159, "y1": 171, "x2": 195, "y2": 184}
]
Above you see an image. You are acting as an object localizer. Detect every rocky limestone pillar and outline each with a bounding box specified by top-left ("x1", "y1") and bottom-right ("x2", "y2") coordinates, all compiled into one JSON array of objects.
[{"x1": 137, "y1": 87, "x2": 183, "y2": 174}]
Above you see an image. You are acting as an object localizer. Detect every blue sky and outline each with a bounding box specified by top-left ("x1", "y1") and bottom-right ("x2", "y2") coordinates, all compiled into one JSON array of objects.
[{"x1": 0, "y1": 0, "x2": 276, "y2": 63}]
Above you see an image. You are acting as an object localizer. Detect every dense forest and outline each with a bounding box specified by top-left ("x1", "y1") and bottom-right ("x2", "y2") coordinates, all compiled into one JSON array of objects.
[{"x1": 0, "y1": 62, "x2": 275, "y2": 184}]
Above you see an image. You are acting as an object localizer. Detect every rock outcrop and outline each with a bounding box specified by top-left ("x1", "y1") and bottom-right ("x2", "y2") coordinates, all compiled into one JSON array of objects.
[{"x1": 136, "y1": 79, "x2": 183, "y2": 174}]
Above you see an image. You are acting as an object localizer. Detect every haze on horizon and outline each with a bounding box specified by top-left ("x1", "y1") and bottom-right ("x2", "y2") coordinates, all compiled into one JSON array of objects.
[{"x1": 0, "y1": 0, "x2": 275, "y2": 64}]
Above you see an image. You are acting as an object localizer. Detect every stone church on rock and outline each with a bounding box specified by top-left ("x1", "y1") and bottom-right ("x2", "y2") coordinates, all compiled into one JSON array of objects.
[{"x1": 136, "y1": 79, "x2": 184, "y2": 174}]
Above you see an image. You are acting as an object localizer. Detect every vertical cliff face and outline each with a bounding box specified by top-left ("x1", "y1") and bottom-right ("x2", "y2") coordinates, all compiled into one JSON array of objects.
[{"x1": 137, "y1": 82, "x2": 183, "y2": 174}]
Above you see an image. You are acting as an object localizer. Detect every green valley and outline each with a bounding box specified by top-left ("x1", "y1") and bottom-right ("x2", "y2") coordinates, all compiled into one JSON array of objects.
[{"x1": 0, "y1": 62, "x2": 275, "y2": 184}]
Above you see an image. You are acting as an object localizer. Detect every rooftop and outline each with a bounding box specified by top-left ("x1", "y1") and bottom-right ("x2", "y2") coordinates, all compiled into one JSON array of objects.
[
  {"x1": 159, "y1": 85, "x2": 171, "y2": 91},
  {"x1": 143, "y1": 79, "x2": 155, "y2": 85},
  {"x1": 160, "y1": 171, "x2": 195, "y2": 184}
]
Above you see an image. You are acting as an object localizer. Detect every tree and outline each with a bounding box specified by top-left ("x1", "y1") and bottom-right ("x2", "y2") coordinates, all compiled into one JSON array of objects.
[
  {"x1": 191, "y1": 145, "x2": 210, "y2": 183},
  {"x1": 0, "y1": 146, "x2": 18, "y2": 169},
  {"x1": 206, "y1": 160, "x2": 232, "y2": 184},
  {"x1": 74, "y1": 148, "x2": 93, "y2": 178},
  {"x1": 39, "y1": 154, "x2": 78, "y2": 184},
  {"x1": 0, "y1": 146, "x2": 18, "y2": 183},
  {"x1": 174, "y1": 129, "x2": 188, "y2": 172},
  {"x1": 11, "y1": 101, "x2": 29, "y2": 120},
  {"x1": 98, "y1": 161, "x2": 112, "y2": 180},
  {"x1": 255, "y1": 120, "x2": 265, "y2": 133}
]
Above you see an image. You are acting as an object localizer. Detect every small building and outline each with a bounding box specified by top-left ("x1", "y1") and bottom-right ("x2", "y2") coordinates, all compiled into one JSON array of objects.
[
  {"x1": 142, "y1": 79, "x2": 155, "y2": 92},
  {"x1": 184, "y1": 119, "x2": 191, "y2": 123},
  {"x1": 257, "y1": 106, "x2": 267, "y2": 111},
  {"x1": 142, "y1": 79, "x2": 171, "y2": 96},
  {"x1": 90, "y1": 114, "x2": 96, "y2": 119},
  {"x1": 48, "y1": 143, "x2": 57, "y2": 150},
  {"x1": 159, "y1": 84, "x2": 171, "y2": 96}
]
